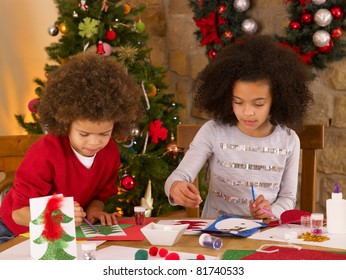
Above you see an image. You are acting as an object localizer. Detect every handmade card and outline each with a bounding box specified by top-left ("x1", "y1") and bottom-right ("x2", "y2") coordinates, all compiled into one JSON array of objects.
[
  {"x1": 76, "y1": 218, "x2": 157, "y2": 241},
  {"x1": 157, "y1": 219, "x2": 214, "y2": 235},
  {"x1": 201, "y1": 215, "x2": 267, "y2": 237},
  {"x1": 29, "y1": 194, "x2": 77, "y2": 260}
]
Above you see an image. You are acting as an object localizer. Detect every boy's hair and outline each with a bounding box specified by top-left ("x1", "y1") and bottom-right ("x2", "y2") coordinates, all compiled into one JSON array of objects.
[
  {"x1": 192, "y1": 34, "x2": 314, "y2": 128},
  {"x1": 38, "y1": 52, "x2": 144, "y2": 138}
]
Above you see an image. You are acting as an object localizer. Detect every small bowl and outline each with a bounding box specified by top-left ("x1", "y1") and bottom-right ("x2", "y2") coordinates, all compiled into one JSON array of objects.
[{"x1": 140, "y1": 222, "x2": 189, "y2": 246}]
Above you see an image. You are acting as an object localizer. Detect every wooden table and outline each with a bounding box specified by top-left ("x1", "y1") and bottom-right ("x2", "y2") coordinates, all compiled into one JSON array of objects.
[{"x1": 1, "y1": 218, "x2": 344, "y2": 259}]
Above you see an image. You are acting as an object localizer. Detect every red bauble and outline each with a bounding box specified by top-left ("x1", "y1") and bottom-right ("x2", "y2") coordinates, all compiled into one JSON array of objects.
[
  {"x1": 331, "y1": 7, "x2": 343, "y2": 19},
  {"x1": 318, "y1": 40, "x2": 333, "y2": 53},
  {"x1": 301, "y1": 13, "x2": 312, "y2": 24},
  {"x1": 290, "y1": 21, "x2": 301, "y2": 30},
  {"x1": 331, "y1": 27, "x2": 343, "y2": 39},
  {"x1": 106, "y1": 29, "x2": 116, "y2": 41},
  {"x1": 121, "y1": 175, "x2": 136, "y2": 190},
  {"x1": 208, "y1": 49, "x2": 217, "y2": 59},
  {"x1": 28, "y1": 98, "x2": 40, "y2": 113}
]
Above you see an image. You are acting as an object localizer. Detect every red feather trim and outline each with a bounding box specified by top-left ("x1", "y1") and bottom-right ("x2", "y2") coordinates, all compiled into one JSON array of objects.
[{"x1": 42, "y1": 195, "x2": 64, "y2": 241}]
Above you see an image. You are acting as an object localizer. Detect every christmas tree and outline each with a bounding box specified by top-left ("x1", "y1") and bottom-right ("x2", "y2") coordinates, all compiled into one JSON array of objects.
[
  {"x1": 15, "y1": 0, "x2": 183, "y2": 217},
  {"x1": 32, "y1": 195, "x2": 76, "y2": 260}
]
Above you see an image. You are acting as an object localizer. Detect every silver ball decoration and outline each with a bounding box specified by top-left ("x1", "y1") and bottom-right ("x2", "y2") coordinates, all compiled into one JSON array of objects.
[
  {"x1": 314, "y1": 9, "x2": 333, "y2": 27},
  {"x1": 233, "y1": 0, "x2": 250, "y2": 12},
  {"x1": 48, "y1": 25, "x2": 59, "y2": 36},
  {"x1": 311, "y1": 0, "x2": 326, "y2": 5},
  {"x1": 241, "y1": 19, "x2": 258, "y2": 34},
  {"x1": 312, "y1": 30, "x2": 331, "y2": 47}
]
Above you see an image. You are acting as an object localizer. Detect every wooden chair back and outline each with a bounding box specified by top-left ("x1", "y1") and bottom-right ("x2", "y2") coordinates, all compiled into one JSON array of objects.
[
  {"x1": 0, "y1": 134, "x2": 44, "y2": 199},
  {"x1": 176, "y1": 124, "x2": 325, "y2": 217}
]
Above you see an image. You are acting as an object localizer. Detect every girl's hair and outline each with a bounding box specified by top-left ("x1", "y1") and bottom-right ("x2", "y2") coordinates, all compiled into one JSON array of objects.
[
  {"x1": 192, "y1": 34, "x2": 314, "y2": 128},
  {"x1": 38, "y1": 52, "x2": 144, "y2": 138}
]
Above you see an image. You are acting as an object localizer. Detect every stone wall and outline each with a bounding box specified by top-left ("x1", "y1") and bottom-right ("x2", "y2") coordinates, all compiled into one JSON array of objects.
[{"x1": 129, "y1": 0, "x2": 346, "y2": 213}]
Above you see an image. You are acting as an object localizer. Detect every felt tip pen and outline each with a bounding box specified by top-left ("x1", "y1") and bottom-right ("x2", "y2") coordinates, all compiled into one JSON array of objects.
[
  {"x1": 83, "y1": 217, "x2": 99, "y2": 233},
  {"x1": 251, "y1": 185, "x2": 256, "y2": 202}
]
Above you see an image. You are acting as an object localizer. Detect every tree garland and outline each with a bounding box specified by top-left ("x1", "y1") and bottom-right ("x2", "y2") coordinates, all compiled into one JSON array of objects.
[{"x1": 190, "y1": 0, "x2": 346, "y2": 69}]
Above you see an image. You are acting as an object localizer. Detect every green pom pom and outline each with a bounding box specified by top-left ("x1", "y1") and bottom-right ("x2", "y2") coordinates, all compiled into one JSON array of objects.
[{"x1": 135, "y1": 249, "x2": 148, "y2": 260}]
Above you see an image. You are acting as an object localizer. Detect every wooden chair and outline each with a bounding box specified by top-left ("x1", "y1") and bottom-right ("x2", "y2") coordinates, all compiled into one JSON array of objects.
[
  {"x1": 0, "y1": 134, "x2": 43, "y2": 204},
  {"x1": 174, "y1": 124, "x2": 325, "y2": 217}
]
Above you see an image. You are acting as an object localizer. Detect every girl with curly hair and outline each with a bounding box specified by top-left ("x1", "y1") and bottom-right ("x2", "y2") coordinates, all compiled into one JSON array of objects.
[
  {"x1": 0, "y1": 52, "x2": 143, "y2": 241},
  {"x1": 165, "y1": 35, "x2": 314, "y2": 219}
]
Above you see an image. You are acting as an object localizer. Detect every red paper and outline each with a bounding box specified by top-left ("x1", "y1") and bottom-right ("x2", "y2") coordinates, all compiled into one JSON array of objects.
[{"x1": 242, "y1": 246, "x2": 346, "y2": 260}]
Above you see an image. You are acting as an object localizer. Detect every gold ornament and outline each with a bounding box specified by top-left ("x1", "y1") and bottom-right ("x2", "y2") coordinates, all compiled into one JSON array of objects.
[
  {"x1": 147, "y1": 84, "x2": 157, "y2": 97},
  {"x1": 117, "y1": 45, "x2": 138, "y2": 65},
  {"x1": 123, "y1": 4, "x2": 131, "y2": 15},
  {"x1": 166, "y1": 134, "x2": 181, "y2": 159},
  {"x1": 58, "y1": 22, "x2": 68, "y2": 34}
]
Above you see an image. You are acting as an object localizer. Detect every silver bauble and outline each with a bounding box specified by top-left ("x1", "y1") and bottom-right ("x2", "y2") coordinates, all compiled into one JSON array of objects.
[
  {"x1": 48, "y1": 25, "x2": 59, "y2": 36},
  {"x1": 311, "y1": 0, "x2": 326, "y2": 5},
  {"x1": 314, "y1": 9, "x2": 333, "y2": 27},
  {"x1": 233, "y1": 0, "x2": 250, "y2": 12},
  {"x1": 312, "y1": 30, "x2": 331, "y2": 47},
  {"x1": 241, "y1": 19, "x2": 258, "y2": 34}
]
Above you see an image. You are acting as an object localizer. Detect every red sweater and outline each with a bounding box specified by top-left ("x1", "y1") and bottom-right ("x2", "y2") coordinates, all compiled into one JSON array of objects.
[{"x1": 1, "y1": 134, "x2": 120, "y2": 235}]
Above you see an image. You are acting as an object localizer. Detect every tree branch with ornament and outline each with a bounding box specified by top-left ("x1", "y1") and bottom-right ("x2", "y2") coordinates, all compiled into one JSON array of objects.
[{"x1": 190, "y1": 0, "x2": 346, "y2": 69}]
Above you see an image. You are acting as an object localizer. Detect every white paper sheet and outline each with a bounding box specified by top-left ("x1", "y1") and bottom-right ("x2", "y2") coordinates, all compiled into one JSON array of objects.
[
  {"x1": 249, "y1": 224, "x2": 346, "y2": 250},
  {"x1": 0, "y1": 240, "x2": 105, "y2": 260},
  {"x1": 96, "y1": 245, "x2": 219, "y2": 260}
]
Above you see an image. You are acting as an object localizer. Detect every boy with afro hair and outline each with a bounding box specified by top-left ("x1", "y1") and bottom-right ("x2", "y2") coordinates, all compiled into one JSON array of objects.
[{"x1": 0, "y1": 52, "x2": 144, "y2": 242}]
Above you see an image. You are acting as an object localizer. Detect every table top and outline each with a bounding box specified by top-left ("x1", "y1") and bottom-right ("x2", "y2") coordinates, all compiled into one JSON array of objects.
[{"x1": 1, "y1": 218, "x2": 344, "y2": 259}]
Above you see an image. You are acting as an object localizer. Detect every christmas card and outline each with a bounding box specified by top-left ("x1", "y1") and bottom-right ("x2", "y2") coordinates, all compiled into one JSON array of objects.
[{"x1": 29, "y1": 194, "x2": 77, "y2": 260}]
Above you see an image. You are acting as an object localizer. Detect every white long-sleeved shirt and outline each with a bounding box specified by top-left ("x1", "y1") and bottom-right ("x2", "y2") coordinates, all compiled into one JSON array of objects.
[{"x1": 165, "y1": 120, "x2": 300, "y2": 218}]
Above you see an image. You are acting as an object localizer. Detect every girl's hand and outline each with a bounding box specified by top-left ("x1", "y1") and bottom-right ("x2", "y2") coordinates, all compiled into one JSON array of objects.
[
  {"x1": 87, "y1": 211, "x2": 122, "y2": 226},
  {"x1": 170, "y1": 181, "x2": 202, "y2": 208},
  {"x1": 74, "y1": 201, "x2": 86, "y2": 227},
  {"x1": 249, "y1": 194, "x2": 272, "y2": 219}
]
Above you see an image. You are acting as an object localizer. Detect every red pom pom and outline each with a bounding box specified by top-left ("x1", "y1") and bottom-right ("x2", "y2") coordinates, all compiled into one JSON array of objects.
[
  {"x1": 196, "y1": 254, "x2": 205, "y2": 260},
  {"x1": 165, "y1": 252, "x2": 180, "y2": 260},
  {"x1": 149, "y1": 246, "x2": 158, "y2": 256},
  {"x1": 159, "y1": 248, "x2": 168, "y2": 258}
]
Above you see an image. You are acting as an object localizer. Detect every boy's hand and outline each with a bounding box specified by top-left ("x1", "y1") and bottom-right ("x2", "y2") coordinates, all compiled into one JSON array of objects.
[{"x1": 74, "y1": 201, "x2": 86, "y2": 227}]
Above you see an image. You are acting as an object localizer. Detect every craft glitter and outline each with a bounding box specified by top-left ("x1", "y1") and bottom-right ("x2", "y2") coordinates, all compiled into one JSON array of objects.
[
  {"x1": 199, "y1": 233, "x2": 223, "y2": 250},
  {"x1": 310, "y1": 213, "x2": 324, "y2": 235},
  {"x1": 134, "y1": 206, "x2": 145, "y2": 225}
]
